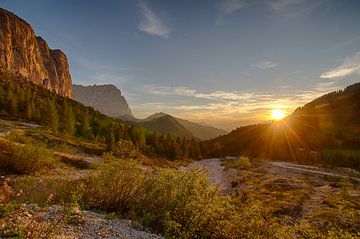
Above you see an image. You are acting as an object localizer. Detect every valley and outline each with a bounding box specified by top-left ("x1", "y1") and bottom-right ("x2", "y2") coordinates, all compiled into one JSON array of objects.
[{"x1": 1, "y1": 3, "x2": 360, "y2": 239}]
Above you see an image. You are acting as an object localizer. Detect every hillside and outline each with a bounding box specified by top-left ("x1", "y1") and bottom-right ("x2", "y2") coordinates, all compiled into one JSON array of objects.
[
  {"x1": 141, "y1": 114, "x2": 194, "y2": 138},
  {"x1": 0, "y1": 68, "x2": 201, "y2": 161},
  {"x1": 203, "y1": 82, "x2": 360, "y2": 169},
  {"x1": 130, "y1": 112, "x2": 227, "y2": 140},
  {"x1": 72, "y1": 84, "x2": 133, "y2": 118},
  {"x1": 175, "y1": 118, "x2": 227, "y2": 140}
]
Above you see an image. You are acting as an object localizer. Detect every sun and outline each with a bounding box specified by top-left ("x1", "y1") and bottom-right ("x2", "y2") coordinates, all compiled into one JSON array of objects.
[{"x1": 271, "y1": 109, "x2": 286, "y2": 120}]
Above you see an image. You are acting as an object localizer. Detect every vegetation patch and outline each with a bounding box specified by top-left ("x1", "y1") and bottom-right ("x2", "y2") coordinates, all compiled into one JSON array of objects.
[{"x1": 0, "y1": 139, "x2": 56, "y2": 174}]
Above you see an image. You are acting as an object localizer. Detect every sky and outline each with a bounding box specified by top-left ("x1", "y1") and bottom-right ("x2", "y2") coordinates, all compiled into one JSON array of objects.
[{"x1": 1, "y1": 0, "x2": 360, "y2": 130}]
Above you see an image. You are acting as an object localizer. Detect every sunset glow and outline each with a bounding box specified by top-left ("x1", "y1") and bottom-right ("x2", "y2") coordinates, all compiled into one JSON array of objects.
[{"x1": 271, "y1": 109, "x2": 286, "y2": 120}]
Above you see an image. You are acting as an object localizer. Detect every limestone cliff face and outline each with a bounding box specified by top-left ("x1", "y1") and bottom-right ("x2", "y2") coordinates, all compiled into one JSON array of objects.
[
  {"x1": 0, "y1": 8, "x2": 72, "y2": 97},
  {"x1": 72, "y1": 84, "x2": 133, "y2": 118}
]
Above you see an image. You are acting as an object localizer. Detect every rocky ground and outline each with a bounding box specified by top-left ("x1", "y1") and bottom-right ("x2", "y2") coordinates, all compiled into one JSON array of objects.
[{"x1": 0, "y1": 204, "x2": 163, "y2": 239}]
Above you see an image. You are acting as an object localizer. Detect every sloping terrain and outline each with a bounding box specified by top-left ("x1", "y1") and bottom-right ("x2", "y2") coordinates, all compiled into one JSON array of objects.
[
  {"x1": 175, "y1": 118, "x2": 227, "y2": 140},
  {"x1": 141, "y1": 114, "x2": 194, "y2": 138},
  {"x1": 139, "y1": 112, "x2": 227, "y2": 139},
  {"x1": 202, "y1": 82, "x2": 360, "y2": 169}
]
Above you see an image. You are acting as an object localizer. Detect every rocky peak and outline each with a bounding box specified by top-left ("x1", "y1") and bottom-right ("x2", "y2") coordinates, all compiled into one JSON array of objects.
[
  {"x1": 0, "y1": 8, "x2": 72, "y2": 97},
  {"x1": 72, "y1": 84, "x2": 133, "y2": 118}
]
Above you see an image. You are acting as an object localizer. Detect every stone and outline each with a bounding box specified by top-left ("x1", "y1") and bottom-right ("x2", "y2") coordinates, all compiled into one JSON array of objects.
[{"x1": 0, "y1": 8, "x2": 72, "y2": 98}]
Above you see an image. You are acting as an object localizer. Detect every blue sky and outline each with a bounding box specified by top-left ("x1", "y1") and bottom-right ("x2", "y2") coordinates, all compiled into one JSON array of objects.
[{"x1": 1, "y1": 0, "x2": 360, "y2": 130}]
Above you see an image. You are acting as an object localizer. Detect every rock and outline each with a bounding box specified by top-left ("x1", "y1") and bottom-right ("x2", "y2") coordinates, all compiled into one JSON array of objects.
[
  {"x1": 72, "y1": 84, "x2": 133, "y2": 118},
  {"x1": 0, "y1": 8, "x2": 72, "y2": 98}
]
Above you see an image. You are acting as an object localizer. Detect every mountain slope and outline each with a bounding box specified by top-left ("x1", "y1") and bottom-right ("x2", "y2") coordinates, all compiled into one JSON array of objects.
[
  {"x1": 141, "y1": 114, "x2": 194, "y2": 138},
  {"x1": 202, "y1": 82, "x2": 360, "y2": 169},
  {"x1": 139, "y1": 112, "x2": 227, "y2": 140},
  {"x1": 175, "y1": 118, "x2": 227, "y2": 140},
  {"x1": 72, "y1": 84, "x2": 133, "y2": 118}
]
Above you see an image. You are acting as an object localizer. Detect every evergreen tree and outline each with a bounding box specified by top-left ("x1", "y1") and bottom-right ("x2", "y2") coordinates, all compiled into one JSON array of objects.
[
  {"x1": 25, "y1": 101, "x2": 34, "y2": 121},
  {"x1": 79, "y1": 111, "x2": 90, "y2": 138},
  {"x1": 106, "y1": 127, "x2": 116, "y2": 150},
  {"x1": 46, "y1": 99, "x2": 59, "y2": 132},
  {"x1": 7, "y1": 90, "x2": 17, "y2": 115},
  {"x1": 130, "y1": 125, "x2": 146, "y2": 148},
  {"x1": 61, "y1": 102, "x2": 76, "y2": 135}
]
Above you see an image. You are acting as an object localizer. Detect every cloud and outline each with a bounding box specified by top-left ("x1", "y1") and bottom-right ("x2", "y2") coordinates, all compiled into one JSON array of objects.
[
  {"x1": 138, "y1": 1, "x2": 171, "y2": 38},
  {"x1": 141, "y1": 85, "x2": 328, "y2": 107},
  {"x1": 219, "y1": 0, "x2": 249, "y2": 15},
  {"x1": 134, "y1": 83, "x2": 341, "y2": 130},
  {"x1": 267, "y1": 0, "x2": 308, "y2": 12},
  {"x1": 266, "y1": 0, "x2": 327, "y2": 17},
  {"x1": 320, "y1": 52, "x2": 360, "y2": 79},
  {"x1": 216, "y1": 0, "x2": 249, "y2": 25},
  {"x1": 256, "y1": 61, "x2": 278, "y2": 69}
]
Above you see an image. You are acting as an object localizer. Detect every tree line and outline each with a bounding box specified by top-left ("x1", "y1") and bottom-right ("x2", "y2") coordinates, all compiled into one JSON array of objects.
[{"x1": 0, "y1": 71, "x2": 201, "y2": 160}]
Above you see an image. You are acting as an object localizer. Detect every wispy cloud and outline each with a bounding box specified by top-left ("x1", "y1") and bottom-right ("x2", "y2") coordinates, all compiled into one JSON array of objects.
[
  {"x1": 266, "y1": 0, "x2": 328, "y2": 17},
  {"x1": 216, "y1": 0, "x2": 249, "y2": 25},
  {"x1": 138, "y1": 1, "x2": 171, "y2": 38},
  {"x1": 219, "y1": 0, "x2": 249, "y2": 15},
  {"x1": 320, "y1": 52, "x2": 360, "y2": 79},
  {"x1": 267, "y1": 0, "x2": 308, "y2": 12},
  {"x1": 134, "y1": 83, "x2": 341, "y2": 130},
  {"x1": 256, "y1": 61, "x2": 278, "y2": 69}
]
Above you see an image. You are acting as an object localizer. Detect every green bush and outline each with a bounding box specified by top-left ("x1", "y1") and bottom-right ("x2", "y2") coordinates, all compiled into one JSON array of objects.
[
  {"x1": 81, "y1": 156, "x2": 283, "y2": 238},
  {"x1": 84, "y1": 154, "x2": 145, "y2": 213},
  {"x1": 0, "y1": 140, "x2": 56, "y2": 174}
]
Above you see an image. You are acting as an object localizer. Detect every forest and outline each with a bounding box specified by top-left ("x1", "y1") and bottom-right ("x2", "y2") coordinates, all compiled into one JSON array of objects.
[{"x1": 0, "y1": 69, "x2": 201, "y2": 161}]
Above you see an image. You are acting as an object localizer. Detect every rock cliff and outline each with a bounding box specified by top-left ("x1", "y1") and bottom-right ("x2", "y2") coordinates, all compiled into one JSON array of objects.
[
  {"x1": 0, "y1": 8, "x2": 72, "y2": 97},
  {"x1": 72, "y1": 84, "x2": 133, "y2": 118}
]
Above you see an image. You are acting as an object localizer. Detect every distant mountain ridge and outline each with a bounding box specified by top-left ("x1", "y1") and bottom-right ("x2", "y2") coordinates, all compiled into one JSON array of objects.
[
  {"x1": 135, "y1": 112, "x2": 227, "y2": 140},
  {"x1": 72, "y1": 84, "x2": 133, "y2": 118},
  {"x1": 141, "y1": 114, "x2": 194, "y2": 138}
]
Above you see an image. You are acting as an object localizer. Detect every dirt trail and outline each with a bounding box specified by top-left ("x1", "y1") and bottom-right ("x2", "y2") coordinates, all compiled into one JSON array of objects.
[
  {"x1": 183, "y1": 158, "x2": 237, "y2": 194},
  {"x1": 270, "y1": 161, "x2": 360, "y2": 182}
]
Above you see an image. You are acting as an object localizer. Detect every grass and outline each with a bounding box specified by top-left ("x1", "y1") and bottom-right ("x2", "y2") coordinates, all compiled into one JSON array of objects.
[
  {"x1": 0, "y1": 138, "x2": 57, "y2": 174},
  {"x1": 322, "y1": 149, "x2": 360, "y2": 158},
  {"x1": 1, "y1": 126, "x2": 359, "y2": 238},
  {"x1": 222, "y1": 156, "x2": 252, "y2": 170}
]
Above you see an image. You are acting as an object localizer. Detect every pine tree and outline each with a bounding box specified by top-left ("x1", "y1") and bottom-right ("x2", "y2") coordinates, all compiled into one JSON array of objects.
[
  {"x1": 46, "y1": 99, "x2": 59, "y2": 132},
  {"x1": 61, "y1": 102, "x2": 76, "y2": 135},
  {"x1": 130, "y1": 125, "x2": 146, "y2": 148},
  {"x1": 106, "y1": 127, "x2": 115, "y2": 151},
  {"x1": 80, "y1": 111, "x2": 90, "y2": 138},
  {"x1": 7, "y1": 90, "x2": 17, "y2": 115},
  {"x1": 25, "y1": 101, "x2": 33, "y2": 121}
]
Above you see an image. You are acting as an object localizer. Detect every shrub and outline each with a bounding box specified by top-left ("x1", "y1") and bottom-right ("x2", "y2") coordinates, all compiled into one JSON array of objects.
[
  {"x1": 13, "y1": 176, "x2": 85, "y2": 207},
  {"x1": 84, "y1": 155, "x2": 145, "y2": 213},
  {"x1": 111, "y1": 140, "x2": 137, "y2": 158},
  {"x1": 81, "y1": 155, "x2": 283, "y2": 238},
  {"x1": 0, "y1": 139, "x2": 56, "y2": 174},
  {"x1": 223, "y1": 156, "x2": 252, "y2": 170}
]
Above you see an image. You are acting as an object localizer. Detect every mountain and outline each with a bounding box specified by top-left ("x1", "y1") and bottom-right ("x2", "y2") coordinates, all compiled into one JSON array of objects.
[
  {"x1": 141, "y1": 114, "x2": 194, "y2": 138},
  {"x1": 202, "y1": 82, "x2": 360, "y2": 169},
  {"x1": 0, "y1": 8, "x2": 72, "y2": 97},
  {"x1": 72, "y1": 84, "x2": 133, "y2": 118},
  {"x1": 139, "y1": 112, "x2": 227, "y2": 140},
  {"x1": 175, "y1": 118, "x2": 227, "y2": 140}
]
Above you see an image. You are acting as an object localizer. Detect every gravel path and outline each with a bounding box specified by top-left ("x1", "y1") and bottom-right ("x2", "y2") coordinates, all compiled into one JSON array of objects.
[{"x1": 182, "y1": 158, "x2": 238, "y2": 194}]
